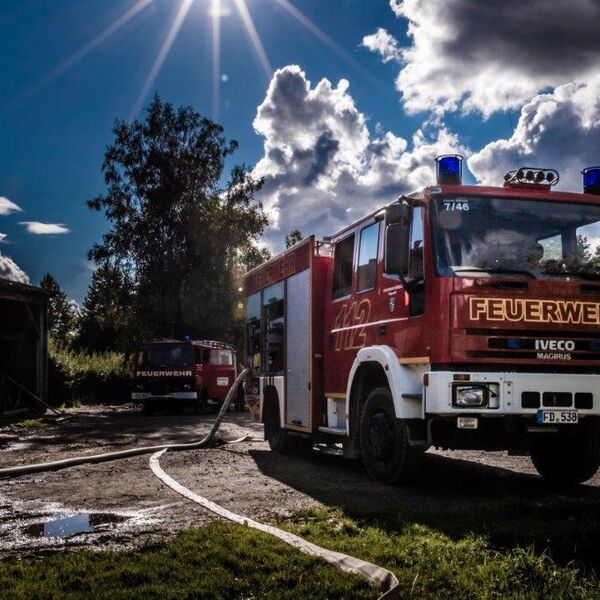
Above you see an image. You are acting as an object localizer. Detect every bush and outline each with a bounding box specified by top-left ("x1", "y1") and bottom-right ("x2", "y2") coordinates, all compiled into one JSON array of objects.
[{"x1": 48, "y1": 339, "x2": 133, "y2": 407}]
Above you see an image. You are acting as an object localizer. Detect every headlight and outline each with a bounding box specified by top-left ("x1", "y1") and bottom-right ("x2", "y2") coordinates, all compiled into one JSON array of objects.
[{"x1": 454, "y1": 385, "x2": 488, "y2": 408}]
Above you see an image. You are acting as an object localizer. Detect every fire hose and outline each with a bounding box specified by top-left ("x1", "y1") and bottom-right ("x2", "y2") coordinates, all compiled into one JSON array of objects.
[{"x1": 0, "y1": 369, "x2": 399, "y2": 599}]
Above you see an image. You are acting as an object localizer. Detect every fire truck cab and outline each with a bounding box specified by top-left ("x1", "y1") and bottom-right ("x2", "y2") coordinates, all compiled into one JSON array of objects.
[
  {"x1": 244, "y1": 158, "x2": 600, "y2": 486},
  {"x1": 132, "y1": 339, "x2": 239, "y2": 414}
]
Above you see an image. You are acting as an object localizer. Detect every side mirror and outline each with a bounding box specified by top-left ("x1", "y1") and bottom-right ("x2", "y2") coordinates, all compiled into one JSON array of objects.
[{"x1": 385, "y1": 222, "x2": 409, "y2": 276}]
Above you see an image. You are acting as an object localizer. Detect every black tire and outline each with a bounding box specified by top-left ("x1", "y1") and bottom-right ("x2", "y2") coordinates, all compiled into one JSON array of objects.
[
  {"x1": 359, "y1": 386, "x2": 423, "y2": 484},
  {"x1": 530, "y1": 423, "x2": 600, "y2": 486},
  {"x1": 264, "y1": 397, "x2": 311, "y2": 454}
]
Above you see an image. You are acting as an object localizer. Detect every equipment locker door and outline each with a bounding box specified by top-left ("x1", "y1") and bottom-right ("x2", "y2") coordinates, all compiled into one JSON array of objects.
[{"x1": 285, "y1": 268, "x2": 311, "y2": 428}]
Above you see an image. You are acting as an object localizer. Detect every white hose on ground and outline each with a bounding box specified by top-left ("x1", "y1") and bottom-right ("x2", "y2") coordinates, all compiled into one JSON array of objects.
[
  {"x1": 1, "y1": 368, "x2": 399, "y2": 598},
  {"x1": 150, "y1": 450, "x2": 399, "y2": 599},
  {"x1": 0, "y1": 369, "x2": 249, "y2": 479}
]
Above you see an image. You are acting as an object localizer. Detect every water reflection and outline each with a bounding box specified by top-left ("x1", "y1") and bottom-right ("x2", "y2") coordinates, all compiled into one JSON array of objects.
[{"x1": 24, "y1": 513, "x2": 127, "y2": 538}]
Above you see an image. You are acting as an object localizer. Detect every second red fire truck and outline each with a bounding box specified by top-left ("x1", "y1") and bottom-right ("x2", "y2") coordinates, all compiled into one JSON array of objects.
[
  {"x1": 244, "y1": 157, "x2": 600, "y2": 486},
  {"x1": 132, "y1": 339, "x2": 240, "y2": 414}
]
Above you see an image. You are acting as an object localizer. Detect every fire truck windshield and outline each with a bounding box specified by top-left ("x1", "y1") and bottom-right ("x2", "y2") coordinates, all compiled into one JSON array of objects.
[
  {"x1": 431, "y1": 196, "x2": 600, "y2": 281},
  {"x1": 138, "y1": 344, "x2": 193, "y2": 369}
]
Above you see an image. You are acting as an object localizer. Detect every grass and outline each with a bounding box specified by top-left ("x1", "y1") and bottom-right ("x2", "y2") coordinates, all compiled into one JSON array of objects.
[
  {"x1": 0, "y1": 521, "x2": 374, "y2": 600},
  {"x1": 280, "y1": 506, "x2": 600, "y2": 599},
  {"x1": 13, "y1": 419, "x2": 45, "y2": 429}
]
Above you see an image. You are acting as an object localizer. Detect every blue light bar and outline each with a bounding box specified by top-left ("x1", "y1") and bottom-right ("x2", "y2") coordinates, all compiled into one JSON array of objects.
[
  {"x1": 435, "y1": 154, "x2": 463, "y2": 185},
  {"x1": 582, "y1": 166, "x2": 600, "y2": 195}
]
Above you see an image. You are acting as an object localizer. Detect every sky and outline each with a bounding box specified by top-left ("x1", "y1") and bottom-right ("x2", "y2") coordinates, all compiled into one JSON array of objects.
[{"x1": 1, "y1": 0, "x2": 600, "y2": 302}]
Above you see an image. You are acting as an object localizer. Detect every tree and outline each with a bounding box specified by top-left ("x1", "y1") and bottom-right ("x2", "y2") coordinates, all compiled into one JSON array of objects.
[
  {"x1": 88, "y1": 95, "x2": 268, "y2": 341},
  {"x1": 285, "y1": 229, "x2": 303, "y2": 248},
  {"x1": 76, "y1": 263, "x2": 135, "y2": 352},
  {"x1": 39, "y1": 273, "x2": 78, "y2": 345}
]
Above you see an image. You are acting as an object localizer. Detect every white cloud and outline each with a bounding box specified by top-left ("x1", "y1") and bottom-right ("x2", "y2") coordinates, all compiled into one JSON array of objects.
[
  {"x1": 469, "y1": 77, "x2": 600, "y2": 191},
  {"x1": 0, "y1": 197, "x2": 22, "y2": 216},
  {"x1": 0, "y1": 233, "x2": 7, "y2": 243},
  {"x1": 20, "y1": 221, "x2": 70, "y2": 235},
  {"x1": 253, "y1": 66, "x2": 467, "y2": 250},
  {"x1": 361, "y1": 28, "x2": 401, "y2": 64},
  {"x1": 0, "y1": 252, "x2": 29, "y2": 284},
  {"x1": 369, "y1": 0, "x2": 600, "y2": 116}
]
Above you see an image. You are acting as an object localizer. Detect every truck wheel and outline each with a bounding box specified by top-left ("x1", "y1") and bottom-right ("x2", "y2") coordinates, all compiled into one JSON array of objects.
[
  {"x1": 360, "y1": 387, "x2": 423, "y2": 484},
  {"x1": 264, "y1": 397, "x2": 311, "y2": 454},
  {"x1": 530, "y1": 423, "x2": 600, "y2": 486}
]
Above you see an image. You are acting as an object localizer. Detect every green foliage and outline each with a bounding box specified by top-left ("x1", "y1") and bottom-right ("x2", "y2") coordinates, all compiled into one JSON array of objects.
[
  {"x1": 283, "y1": 507, "x2": 600, "y2": 599},
  {"x1": 0, "y1": 522, "x2": 373, "y2": 599},
  {"x1": 39, "y1": 273, "x2": 79, "y2": 346},
  {"x1": 285, "y1": 229, "x2": 303, "y2": 248},
  {"x1": 48, "y1": 339, "x2": 132, "y2": 406},
  {"x1": 76, "y1": 263, "x2": 136, "y2": 352},
  {"x1": 86, "y1": 95, "x2": 269, "y2": 345}
]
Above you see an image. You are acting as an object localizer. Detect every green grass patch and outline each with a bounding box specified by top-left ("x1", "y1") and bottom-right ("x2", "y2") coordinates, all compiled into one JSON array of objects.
[
  {"x1": 0, "y1": 521, "x2": 374, "y2": 600},
  {"x1": 13, "y1": 419, "x2": 45, "y2": 429},
  {"x1": 279, "y1": 507, "x2": 600, "y2": 599}
]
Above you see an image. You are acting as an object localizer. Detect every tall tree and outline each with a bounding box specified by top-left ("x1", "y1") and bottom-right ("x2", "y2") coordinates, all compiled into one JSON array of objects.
[
  {"x1": 285, "y1": 229, "x2": 303, "y2": 248},
  {"x1": 76, "y1": 263, "x2": 135, "y2": 352},
  {"x1": 88, "y1": 96, "x2": 268, "y2": 341},
  {"x1": 39, "y1": 273, "x2": 78, "y2": 345}
]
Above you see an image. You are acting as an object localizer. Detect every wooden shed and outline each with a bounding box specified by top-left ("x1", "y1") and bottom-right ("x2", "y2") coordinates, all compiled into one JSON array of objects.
[{"x1": 0, "y1": 279, "x2": 48, "y2": 416}]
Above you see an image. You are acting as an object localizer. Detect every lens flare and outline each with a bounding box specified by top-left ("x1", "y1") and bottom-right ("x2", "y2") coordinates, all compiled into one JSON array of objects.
[
  {"x1": 234, "y1": 0, "x2": 272, "y2": 80},
  {"x1": 131, "y1": 0, "x2": 195, "y2": 119},
  {"x1": 272, "y1": 0, "x2": 375, "y2": 81},
  {"x1": 212, "y1": 0, "x2": 222, "y2": 120},
  {"x1": 13, "y1": 0, "x2": 154, "y2": 107}
]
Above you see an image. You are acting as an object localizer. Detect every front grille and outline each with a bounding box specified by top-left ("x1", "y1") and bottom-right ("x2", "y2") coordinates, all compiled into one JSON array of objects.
[
  {"x1": 542, "y1": 392, "x2": 572, "y2": 408},
  {"x1": 463, "y1": 328, "x2": 600, "y2": 362}
]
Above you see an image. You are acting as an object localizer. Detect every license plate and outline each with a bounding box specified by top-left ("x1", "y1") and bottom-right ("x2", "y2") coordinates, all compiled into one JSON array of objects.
[
  {"x1": 536, "y1": 410, "x2": 578, "y2": 424},
  {"x1": 217, "y1": 377, "x2": 229, "y2": 387}
]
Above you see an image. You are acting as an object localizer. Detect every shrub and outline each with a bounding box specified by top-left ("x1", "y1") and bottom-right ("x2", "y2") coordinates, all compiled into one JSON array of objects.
[{"x1": 48, "y1": 339, "x2": 133, "y2": 407}]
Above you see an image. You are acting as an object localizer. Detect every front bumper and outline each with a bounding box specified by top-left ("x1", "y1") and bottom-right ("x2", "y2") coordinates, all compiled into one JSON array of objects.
[
  {"x1": 131, "y1": 392, "x2": 198, "y2": 401},
  {"x1": 425, "y1": 371, "x2": 599, "y2": 416}
]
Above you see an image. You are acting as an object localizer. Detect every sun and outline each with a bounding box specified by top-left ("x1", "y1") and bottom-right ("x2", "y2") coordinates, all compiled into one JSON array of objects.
[{"x1": 25, "y1": 0, "x2": 362, "y2": 122}]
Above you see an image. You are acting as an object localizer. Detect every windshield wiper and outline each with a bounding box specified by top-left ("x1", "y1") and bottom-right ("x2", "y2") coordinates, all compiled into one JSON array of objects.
[{"x1": 452, "y1": 266, "x2": 537, "y2": 279}]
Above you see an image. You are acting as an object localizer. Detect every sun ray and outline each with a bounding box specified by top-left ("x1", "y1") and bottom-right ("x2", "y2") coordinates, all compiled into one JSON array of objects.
[
  {"x1": 131, "y1": 0, "x2": 195, "y2": 119},
  {"x1": 233, "y1": 0, "x2": 273, "y2": 80},
  {"x1": 211, "y1": 0, "x2": 222, "y2": 121},
  {"x1": 12, "y1": 0, "x2": 154, "y2": 107},
  {"x1": 271, "y1": 0, "x2": 375, "y2": 81}
]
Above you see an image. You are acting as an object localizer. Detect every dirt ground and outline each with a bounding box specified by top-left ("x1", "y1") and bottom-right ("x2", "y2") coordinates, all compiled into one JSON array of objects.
[{"x1": 1, "y1": 405, "x2": 600, "y2": 558}]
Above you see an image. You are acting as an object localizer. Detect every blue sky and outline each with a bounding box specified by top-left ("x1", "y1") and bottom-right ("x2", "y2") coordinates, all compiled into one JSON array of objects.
[{"x1": 1, "y1": 0, "x2": 599, "y2": 302}]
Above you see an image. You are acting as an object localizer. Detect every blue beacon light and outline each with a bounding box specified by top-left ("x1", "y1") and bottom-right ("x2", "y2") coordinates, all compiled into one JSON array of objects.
[
  {"x1": 435, "y1": 154, "x2": 463, "y2": 185},
  {"x1": 582, "y1": 166, "x2": 600, "y2": 195}
]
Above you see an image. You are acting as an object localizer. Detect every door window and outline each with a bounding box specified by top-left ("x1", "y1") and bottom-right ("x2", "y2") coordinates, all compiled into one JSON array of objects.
[
  {"x1": 333, "y1": 234, "x2": 355, "y2": 299},
  {"x1": 357, "y1": 222, "x2": 379, "y2": 292}
]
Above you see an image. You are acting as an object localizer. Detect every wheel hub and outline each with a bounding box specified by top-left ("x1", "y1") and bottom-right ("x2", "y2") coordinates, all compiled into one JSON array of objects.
[{"x1": 366, "y1": 410, "x2": 395, "y2": 461}]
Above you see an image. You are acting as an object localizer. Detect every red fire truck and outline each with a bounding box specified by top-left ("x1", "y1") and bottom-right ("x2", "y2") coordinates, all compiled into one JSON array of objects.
[
  {"x1": 244, "y1": 157, "x2": 600, "y2": 486},
  {"x1": 132, "y1": 339, "x2": 240, "y2": 414}
]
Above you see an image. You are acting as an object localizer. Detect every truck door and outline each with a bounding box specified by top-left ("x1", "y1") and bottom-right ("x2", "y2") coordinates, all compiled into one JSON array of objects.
[{"x1": 383, "y1": 204, "x2": 428, "y2": 358}]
